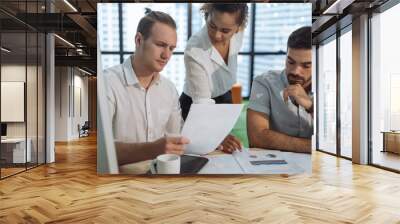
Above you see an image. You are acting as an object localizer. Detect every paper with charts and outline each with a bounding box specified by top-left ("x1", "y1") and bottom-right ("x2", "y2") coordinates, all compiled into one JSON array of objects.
[
  {"x1": 182, "y1": 104, "x2": 243, "y2": 155},
  {"x1": 198, "y1": 148, "x2": 308, "y2": 174}
]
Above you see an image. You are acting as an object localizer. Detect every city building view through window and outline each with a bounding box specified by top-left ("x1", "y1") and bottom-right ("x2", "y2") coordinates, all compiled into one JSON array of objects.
[{"x1": 98, "y1": 3, "x2": 311, "y2": 97}]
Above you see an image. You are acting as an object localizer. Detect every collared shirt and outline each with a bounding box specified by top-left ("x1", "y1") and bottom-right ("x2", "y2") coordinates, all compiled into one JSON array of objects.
[
  {"x1": 103, "y1": 55, "x2": 183, "y2": 143},
  {"x1": 248, "y1": 70, "x2": 313, "y2": 138},
  {"x1": 183, "y1": 26, "x2": 244, "y2": 103}
]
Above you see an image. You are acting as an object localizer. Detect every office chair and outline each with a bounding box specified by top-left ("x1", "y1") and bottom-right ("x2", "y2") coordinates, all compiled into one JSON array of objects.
[{"x1": 79, "y1": 121, "x2": 90, "y2": 138}]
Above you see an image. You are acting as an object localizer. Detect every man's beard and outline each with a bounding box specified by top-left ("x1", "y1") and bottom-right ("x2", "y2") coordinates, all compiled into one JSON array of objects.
[
  {"x1": 289, "y1": 73, "x2": 311, "y2": 84},
  {"x1": 287, "y1": 73, "x2": 306, "y2": 85}
]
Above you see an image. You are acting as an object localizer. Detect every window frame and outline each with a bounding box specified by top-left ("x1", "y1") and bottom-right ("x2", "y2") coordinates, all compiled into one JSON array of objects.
[
  {"x1": 368, "y1": 0, "x2": 400, "y2": 173},
  {"x1": 315, "y1": 21, "x2": 354, "y2": 160},
  {"x1": 99, "y1": 3, "x2": 310, "y2": 98}
]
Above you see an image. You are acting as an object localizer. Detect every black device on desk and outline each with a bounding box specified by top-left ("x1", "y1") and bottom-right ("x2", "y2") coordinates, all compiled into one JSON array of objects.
[
  {"x1": 148, "y1": 154, "x2": 209, "y2": 174},
  {"x1": 1, "y1": 123, "x2": 7, "y2": 139},
  {"x1": 180, "y1": 154, "x2": 209, "y2": 174}
]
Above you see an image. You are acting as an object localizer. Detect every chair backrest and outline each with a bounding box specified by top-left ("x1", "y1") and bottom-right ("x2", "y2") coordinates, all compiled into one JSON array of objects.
[
  {"x1": 82, "y1": 121, "x2": 90, "y2": 129},
  {"x1": 97, "y1": 42, "x2": 119, "y2": 174}
]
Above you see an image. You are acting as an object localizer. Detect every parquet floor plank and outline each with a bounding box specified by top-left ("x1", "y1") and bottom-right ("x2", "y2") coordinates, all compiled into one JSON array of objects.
[{"x1": 1, "y1": 135, "x2": 399, "y2": 223}]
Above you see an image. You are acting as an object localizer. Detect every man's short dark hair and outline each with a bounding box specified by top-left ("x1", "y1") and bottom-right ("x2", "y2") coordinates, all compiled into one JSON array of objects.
[
  {"x1": 136, "y1": 8, "x2": 177, "y2": 40},
  {"x1": 287, "y1": 26, "x2": 311, "y2": 49}
]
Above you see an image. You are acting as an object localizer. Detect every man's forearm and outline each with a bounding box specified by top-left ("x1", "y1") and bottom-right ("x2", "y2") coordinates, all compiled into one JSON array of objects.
[
  {"x1": 115, "y1": 141, "x2": 161, "y2": 165},
  {"x1": 250, "y1": 129, "x2": 311, "y2": 153}
]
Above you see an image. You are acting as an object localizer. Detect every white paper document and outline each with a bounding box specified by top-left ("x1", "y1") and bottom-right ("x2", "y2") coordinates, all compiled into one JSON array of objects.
[
  {"x1": 198, "y1": 154, "x2": 243, "y2": 174},
  {"x1": 182, "y1": 104, "x2": 243, "y2": 155}
]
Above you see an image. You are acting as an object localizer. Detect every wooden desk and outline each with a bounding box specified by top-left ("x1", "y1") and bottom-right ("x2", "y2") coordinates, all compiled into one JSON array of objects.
[
  {"x1": 119, "y1": 148, "x2": 311, "y2": 175},
  {"x1": 382, "y1": 131, "x2": 400, "y2": 154}
]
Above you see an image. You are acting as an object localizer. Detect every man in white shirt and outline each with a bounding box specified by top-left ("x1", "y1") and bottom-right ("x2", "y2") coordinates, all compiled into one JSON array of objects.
[{"x1": 103, "y1": 9, "x2": 189, "y2": 165}]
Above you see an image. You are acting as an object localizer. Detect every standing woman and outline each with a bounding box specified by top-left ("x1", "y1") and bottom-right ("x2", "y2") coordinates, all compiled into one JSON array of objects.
[{"x1": 180, "y1": 3, "x2": 248, "y2": 153}]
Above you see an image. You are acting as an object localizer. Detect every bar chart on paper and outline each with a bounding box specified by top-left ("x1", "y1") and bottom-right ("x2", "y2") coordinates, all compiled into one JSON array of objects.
[{"x1": 199, "y1": 148, "x2": 311, "y2": 174}]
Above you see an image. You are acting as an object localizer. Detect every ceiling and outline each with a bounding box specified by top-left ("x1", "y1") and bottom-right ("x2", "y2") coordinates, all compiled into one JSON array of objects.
[
  {"x1": 0, "y1": 0, "x2": 98, "y2": 74},
  {"x1": 0, "y1": 0, "x2": 394, "y2": 75},
  {"x1": 310, "y1": 0, "x2": 390, "y2": 42}
]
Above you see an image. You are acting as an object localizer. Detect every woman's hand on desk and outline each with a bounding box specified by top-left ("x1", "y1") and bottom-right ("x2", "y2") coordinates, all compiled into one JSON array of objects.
[
  {"x1": 155, "y1": 136, "x2": 190, "y2": 155},
  {"x1": 219, "y1": 135, "x2": 242, "y2": 154}
]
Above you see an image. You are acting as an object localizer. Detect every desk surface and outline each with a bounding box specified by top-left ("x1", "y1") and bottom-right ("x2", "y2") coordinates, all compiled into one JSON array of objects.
[
  {"x1": 381, "y1": 131, "x2": 400, "y2": 134},
  {"x1": 119, "y1": 148, "x2": 311, "y2": 175},
  {"x1": 1, "y1": 138, "x2": 27, "y2": 143}
]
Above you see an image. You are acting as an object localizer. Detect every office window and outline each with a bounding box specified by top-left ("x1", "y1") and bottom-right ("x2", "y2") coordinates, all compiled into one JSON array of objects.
[
  {"x1": 98, "y1": 3, "x2": 311, "y2": 98},
  {"x1": 162, "y1": 55, "x2": 186, "y2": 93},
  {"x1": 191, "y1": 3, "x2": 205, "y2": 38},
  {"x1": 98, "y1": 4, "x2": 120, "y2": 52},
  {"x1": 255, "y1": 3, "x2": 310, "y2": 52},
  {"x1": 370, "y1": 3, "x2": 400, "y2": 171},
  {"x1": 317, "y1": 37, "x2": 337, "y2": 154},
  {"x1": 339, "y1": 29, "x2": 352, "y2": 158},
  {"x1": 0, "y1": 1, "x2": 46, "y2": 179},
  {"x1": 101, "y1": 54, "x2": 120, "y2": 71},
  {"x1": 253, "y1": 3, "x2": 311, "y2": 94},
  {"x1": 123, "y1": 54, "x2": 131, "y2": 61},
  {"x1": 253, "y1": 55, "x2": 286, "y2": 77},
  {"x1": 122, "y1": 3, "x2": 188, "y2": 52},
  {"x1": 1, "y1": 32, "x2": 27, "y2": 177},
  {"x1": 237, "y1": 56, "x2": 251, "y2": 96}
]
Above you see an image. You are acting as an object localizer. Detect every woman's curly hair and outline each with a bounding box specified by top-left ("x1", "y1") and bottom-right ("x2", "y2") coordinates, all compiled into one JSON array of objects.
[{"x1": 200, "y1": 3, "x2": 249, "y2": 29}]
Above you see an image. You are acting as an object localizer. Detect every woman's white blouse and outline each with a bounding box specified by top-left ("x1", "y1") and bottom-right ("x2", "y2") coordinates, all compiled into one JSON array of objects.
[{"x1": 183, "y1": 26, "x2": 244, "y2": 103}]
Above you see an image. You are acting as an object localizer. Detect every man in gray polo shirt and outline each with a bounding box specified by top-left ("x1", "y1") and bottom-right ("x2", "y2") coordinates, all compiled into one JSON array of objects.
[{"x1": 247, "y1": 26, "x2": 313, "y2": 153}]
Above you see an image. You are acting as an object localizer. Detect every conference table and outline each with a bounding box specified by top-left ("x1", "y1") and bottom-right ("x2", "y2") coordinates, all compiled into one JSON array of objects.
[{"x1": 119, "y1": 148, "x2": 311, "y2": 175}]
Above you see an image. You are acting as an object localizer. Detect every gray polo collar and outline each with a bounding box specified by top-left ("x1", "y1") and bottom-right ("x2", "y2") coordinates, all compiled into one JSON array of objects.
[{"x1": 280, "y1": 69, "x2": 289, "y2": 87}]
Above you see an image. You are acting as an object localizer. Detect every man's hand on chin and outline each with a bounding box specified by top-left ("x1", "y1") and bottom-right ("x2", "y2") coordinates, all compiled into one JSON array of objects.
[{"x1": 283, "y1": 84, "x2": 312, "y2": 110}]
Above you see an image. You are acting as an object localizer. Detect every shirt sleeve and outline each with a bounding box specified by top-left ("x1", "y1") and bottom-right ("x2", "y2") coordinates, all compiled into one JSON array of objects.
[
  {"x1": 248, "y1": 76, "x2": 271, "y2": 116},
  {"x1": 103, "y1": 72, "x2": 116, "y2": 125},
  {"x1": 184, "y1": 52, "x2": 213, "y2": 103},
  {"x1": 166, "y1": 88, "x2": 184, "y2": 134}
]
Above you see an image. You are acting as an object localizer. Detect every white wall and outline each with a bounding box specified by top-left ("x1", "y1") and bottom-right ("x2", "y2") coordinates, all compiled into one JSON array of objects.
[
  {"x1": 1, "y1": 65, "x2": 37, "y2": 138},
  {"x1": 54, "y1": 66, "x2": 89, "y2": 141},
  {"x1": 70, "y1": 72, "x2": 89, "y2": 138},
  {"x1": 55, "y1": 66, "x2": 69, "y2": 141}
]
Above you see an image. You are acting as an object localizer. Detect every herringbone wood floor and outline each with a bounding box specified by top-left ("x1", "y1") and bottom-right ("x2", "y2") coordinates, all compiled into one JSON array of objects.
[{"x1": 1, "y1": 134, "x2": 400, "y2": 224}]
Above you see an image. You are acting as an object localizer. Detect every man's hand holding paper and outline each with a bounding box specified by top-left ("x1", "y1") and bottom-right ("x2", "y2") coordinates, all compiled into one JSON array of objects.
[{"x1": 181, "y1": 104, "x2": 243, "y2": 155}]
